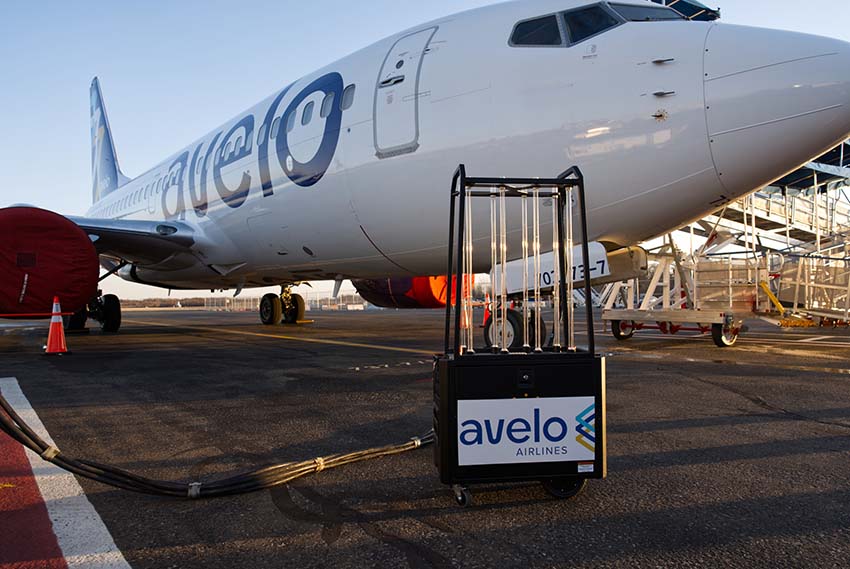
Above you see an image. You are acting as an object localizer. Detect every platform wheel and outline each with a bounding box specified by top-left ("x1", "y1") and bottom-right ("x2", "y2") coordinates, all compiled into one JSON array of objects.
[
  {"x1": 484, "y1": 308, "x2": 524, "y2": 350},
  {"x1": 453, "y1": 485, "x2": 472, "y2": 507},
  {"x1": 260, "y1": 293, "x2": 283, "y2": 325},
  {"x1": 100, "y1": 294, "x2": 122, "y2": 333},
  {"x1": 282, "y1": 293, "x2": 306, "y2": 324},
  {"x1": 611, "y1": 319, "x2": 635, "y2": 340},
  {"x1": 541, "y1": 477, "x2": 587, "y2": 500},
  {"x1": 711, "y1": 322, "x2": 738, "y2": 347}
]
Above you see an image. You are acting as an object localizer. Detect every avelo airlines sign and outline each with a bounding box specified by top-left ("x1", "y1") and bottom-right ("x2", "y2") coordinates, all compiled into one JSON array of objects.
[{"x1": 457, "y1": 397, "x2": 596, "y2": 467}]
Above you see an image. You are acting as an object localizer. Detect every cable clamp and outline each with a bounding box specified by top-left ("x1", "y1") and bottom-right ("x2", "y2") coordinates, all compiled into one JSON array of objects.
[
  {"x1": 188, "y1": 482, "x2": 202, "y2": 499},
  {"x1": 313, "y1": 457, "x2": 325, "y2": 473},
  {"x1": 40, "y1": 446, "x2": 60, "y2": 461},
  {"x1": 410, "y1": 437, "x2": 421, "y2": 449}
]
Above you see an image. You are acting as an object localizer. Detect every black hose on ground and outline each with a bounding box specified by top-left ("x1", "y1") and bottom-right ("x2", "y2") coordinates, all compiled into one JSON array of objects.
[{"x1": 0, "y1": 393, "x2": 434, "y2": 499}]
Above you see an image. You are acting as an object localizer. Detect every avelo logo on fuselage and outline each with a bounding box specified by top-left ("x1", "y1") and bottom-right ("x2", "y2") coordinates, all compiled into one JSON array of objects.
[{"x1": 162, "y1": 72, "x2": 348, "y2": 220}]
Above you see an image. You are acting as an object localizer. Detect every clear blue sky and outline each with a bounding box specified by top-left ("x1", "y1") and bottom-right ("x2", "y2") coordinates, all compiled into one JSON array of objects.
[{"x1": 0, "y1": 1, "x2": 847, "y2": 299}]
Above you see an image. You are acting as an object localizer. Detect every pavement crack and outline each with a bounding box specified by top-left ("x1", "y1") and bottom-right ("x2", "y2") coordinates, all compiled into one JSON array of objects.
[
  {"x1": 686, "y1": 374, "x2": 850, "y2": 431},
  {"x1": 271, "y1": 485, "x2": 452, "y2": 568}
]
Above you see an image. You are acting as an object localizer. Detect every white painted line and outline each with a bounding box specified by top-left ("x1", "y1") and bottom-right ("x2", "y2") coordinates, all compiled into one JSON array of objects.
[
  {"x1": 0, "y1": 378, "x2": 131, "y2": 569},
  {"x1": 635, "y1": 333, "x2": 850, "y2": 348},
  {"x1": 797, "y1": 335, "x2": 834, "y2": 343}
]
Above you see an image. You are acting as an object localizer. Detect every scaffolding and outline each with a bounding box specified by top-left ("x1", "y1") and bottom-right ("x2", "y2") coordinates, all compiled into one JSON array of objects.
[
  {"x1": 772, "y1": 244, "x2": 850, "y2": 323},
  {"x1": 601, "y1": 243, "x2": 769, "y2": 347}
]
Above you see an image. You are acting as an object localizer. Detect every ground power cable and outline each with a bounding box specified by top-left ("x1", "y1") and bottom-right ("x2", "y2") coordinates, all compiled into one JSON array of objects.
[{"x1": 0, "y1": 393, "x2": 434, "y2": 499}]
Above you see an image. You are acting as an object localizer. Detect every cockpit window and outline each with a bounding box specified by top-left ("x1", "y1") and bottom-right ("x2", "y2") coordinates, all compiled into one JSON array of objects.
[
  {"x1": 563, "y1": 5, "x2": 621, "y2": 44},
  {"x1": 609, "y1": 3, "x2": 685, "y2": 21},
  {"x1": 510, "y1": 15, "x2": 563, "y2": 46}
]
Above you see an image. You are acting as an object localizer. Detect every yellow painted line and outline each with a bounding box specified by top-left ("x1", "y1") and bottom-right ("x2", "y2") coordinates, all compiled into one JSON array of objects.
[
  {"x1": 125, "y1": 319, "x2": 435, "y2": 356},
  {"x1": 0, "y1": 483, "x2": 15, "y2": 490}
]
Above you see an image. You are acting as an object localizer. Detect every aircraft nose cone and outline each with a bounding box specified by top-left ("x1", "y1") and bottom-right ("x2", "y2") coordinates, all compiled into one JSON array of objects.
[{"x1": 705, "y1": 25, "x2": 850, "y2": 194}]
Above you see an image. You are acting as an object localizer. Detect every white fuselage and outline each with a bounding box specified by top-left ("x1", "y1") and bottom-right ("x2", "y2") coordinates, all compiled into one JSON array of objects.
[{"x1": 86, "y1": 0, "x2": 850, "y2": 290}]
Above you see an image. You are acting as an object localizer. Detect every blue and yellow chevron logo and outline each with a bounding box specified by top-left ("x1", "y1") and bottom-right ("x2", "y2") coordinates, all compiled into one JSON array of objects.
[{"x1": 575, "y1": 403, "x2": 595, "y2": 452}]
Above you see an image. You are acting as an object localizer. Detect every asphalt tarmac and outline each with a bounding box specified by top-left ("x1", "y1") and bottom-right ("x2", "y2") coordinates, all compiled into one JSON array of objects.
[{"x1": 2, "y1": 308, "x2": 850, "y2": 568}]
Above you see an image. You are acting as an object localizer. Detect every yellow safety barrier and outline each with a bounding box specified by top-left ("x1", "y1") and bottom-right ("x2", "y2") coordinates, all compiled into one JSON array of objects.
[{"x1": 779, "y1": 318, "x2": 819, "y2": 328}]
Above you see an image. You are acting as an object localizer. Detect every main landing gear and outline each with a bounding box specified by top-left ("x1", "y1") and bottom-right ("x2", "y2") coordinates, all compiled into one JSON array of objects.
[
  {"x1": 483, "y1": 307, "x2": 547, "y2": 350},
  {"x1": 260, "y1": 287, "x2": 306, "y2": 325},
  {"x1": 64, "y1": 291, "x2": 122, "y2": 333}
]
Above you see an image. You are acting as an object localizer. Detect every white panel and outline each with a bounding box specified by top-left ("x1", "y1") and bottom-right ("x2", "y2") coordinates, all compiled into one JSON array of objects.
[{"x1": 457, "y1": 397, "x2": 596, "y2": 466}]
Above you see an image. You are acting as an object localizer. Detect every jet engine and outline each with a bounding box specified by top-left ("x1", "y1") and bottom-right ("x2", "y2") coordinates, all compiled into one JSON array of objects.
[
  {"x1": 0, "y1": 207, "x2": 99, "y2": 316},
  {"x1": 353, "y1": 275, "x2": 478, "y2": 309}
]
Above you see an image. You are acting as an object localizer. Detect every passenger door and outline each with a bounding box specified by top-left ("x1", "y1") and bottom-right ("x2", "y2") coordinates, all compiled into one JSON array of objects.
[{"x1": 373, "y1": 27, "x2": 438, "y2": 159}]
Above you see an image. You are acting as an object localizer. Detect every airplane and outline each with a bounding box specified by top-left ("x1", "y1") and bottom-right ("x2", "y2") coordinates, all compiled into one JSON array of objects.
[{"x1": 2, "y1": 0, "x2": 849, "y2": 345}]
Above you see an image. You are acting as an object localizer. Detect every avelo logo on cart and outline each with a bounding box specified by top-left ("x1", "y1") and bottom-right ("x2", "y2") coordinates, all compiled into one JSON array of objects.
[{"x1": 457, "y1": 397, "x2": 596, "y2": 466}]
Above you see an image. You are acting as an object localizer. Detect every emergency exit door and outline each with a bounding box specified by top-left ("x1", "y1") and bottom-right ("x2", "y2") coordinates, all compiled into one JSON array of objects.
[{"x1": 373, "y1": 27, "x2": 437, "y2": 159}]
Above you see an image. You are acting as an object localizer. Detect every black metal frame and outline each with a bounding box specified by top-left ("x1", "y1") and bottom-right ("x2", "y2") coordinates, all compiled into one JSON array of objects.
[
  {"x1": 443, "y1": 164, "x2": 595, "y2": 356},
  {"x1": 434, "y1": 165, "x2": 607, "y2": 494}
]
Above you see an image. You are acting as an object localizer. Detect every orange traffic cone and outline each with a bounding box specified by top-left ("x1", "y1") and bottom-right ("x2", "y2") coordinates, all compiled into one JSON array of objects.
[
  {"x1": 481, "y1": 293, "x2": 491, "y2": 328},
  {"x1": 44, "y1": 297, "x2": 69, "y2": 356}
]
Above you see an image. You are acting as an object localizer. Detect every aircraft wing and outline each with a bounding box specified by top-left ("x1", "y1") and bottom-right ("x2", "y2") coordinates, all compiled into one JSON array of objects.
[{"x1": 67, "y1": 216, "x2": 198, "y2": 269}]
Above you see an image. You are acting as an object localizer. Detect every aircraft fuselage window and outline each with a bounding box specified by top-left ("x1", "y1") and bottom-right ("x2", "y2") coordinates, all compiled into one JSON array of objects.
[
  {"x1": 271, "y1": 116, "x2": 281, "y2": 139},
  {"x1": 341, "y1": 84, "x2": 356, "y2": 110},
  {"x1": 564, "y1": 6, "x2": 621, "y2": 43},
  {"x1": 235, "y1": 136, "x2": 243, "y2": 152},
  {"x1": 320, "y1": 92, "x2": 335, "y2": 118},
  {"x1": 286, "y1": 111, "x2": 296, "y2": 133},
  {"x1": 510, "y1": 15, "x2": 563, "y2": 46},
  {"x1": 610, "y1": 3, "x2": 684, "y2": 21},
  {"x1": 257, "y1": 124, "x2": 267, "y2": 144},
  {"x1": 302, "y1": 101, "x2": 314, "y2": 125}
]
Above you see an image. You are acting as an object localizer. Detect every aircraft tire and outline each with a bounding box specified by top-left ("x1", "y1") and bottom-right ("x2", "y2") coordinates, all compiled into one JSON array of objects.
[
  {"x1": 282, "y1": 293, "x2": 306, "y2": 324},
  {"x1": 528, "y1": 309, "x2": 547, "y2": 349},
  {"x1": 100, "y1": 294, "x2": 121, "y2": 333},
  {"x1": 483, "y1": 308, "x2": 524, "y2": 350},
  {"x1": 260, "y1": 293, "x2": 283, "y2": 325}
]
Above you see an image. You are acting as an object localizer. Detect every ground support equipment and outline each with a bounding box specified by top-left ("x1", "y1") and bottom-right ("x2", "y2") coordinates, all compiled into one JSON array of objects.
[
  {"x1": 434, "y1": 165, "x2": 607, "y2": 506},
  {"x1": 601, "y1": 248, "x2": 765, "y2": 347}
]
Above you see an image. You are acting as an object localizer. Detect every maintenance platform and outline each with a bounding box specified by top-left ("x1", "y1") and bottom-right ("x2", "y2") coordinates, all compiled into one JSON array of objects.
[{"x1": 2, "y1": 309, "x2": 850, "y2": 568}]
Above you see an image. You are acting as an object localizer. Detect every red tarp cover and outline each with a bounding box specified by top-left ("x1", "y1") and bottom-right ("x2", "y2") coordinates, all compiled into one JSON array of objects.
[{"x1": 0, "y1": 207, "x2": 98, "y2": 316}]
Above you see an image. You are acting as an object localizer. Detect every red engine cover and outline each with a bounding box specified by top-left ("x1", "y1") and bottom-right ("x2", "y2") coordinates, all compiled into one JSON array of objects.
[
  {"x1": 351, "y1": 275, "x2": 473, "y2": 309},
  {"x1": 0, "y1": 207, "x2": 99, "y2": 316}
]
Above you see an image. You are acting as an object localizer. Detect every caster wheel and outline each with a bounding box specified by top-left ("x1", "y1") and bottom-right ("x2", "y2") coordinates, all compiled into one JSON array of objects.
[
  {"x1": 542, "y1": 477, "x2": 587, "y2": 499},
  {"x1": 711, "y1": 322, "x2": 738, "y2": 347},
  {"x1": 611, "y1": 319, "x2": 635, "y2": 340},
  {"x1": 453, "y1": 485, "x2": 472, "y2": 507}
]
